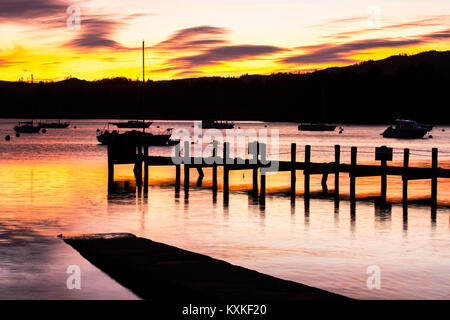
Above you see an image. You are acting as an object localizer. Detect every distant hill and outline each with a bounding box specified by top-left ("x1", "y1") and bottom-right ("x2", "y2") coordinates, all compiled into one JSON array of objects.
[{"x1": 1, "y1": 50, "x2": 449, "y2": 124}]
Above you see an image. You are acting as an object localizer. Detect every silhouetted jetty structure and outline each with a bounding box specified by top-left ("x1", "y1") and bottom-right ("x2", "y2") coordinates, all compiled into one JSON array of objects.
[
  {"x1": 107, "y1": 137, "x2": 447, "y2": 213},
  {"x1": 62, "y1": 233, "x2": 347, "y2": 300}
]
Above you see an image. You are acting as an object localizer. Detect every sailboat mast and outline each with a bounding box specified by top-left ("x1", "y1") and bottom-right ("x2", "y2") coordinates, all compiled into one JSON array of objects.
[{"x1": 142, "y1": 40, "x2": 145, "y2": 128}]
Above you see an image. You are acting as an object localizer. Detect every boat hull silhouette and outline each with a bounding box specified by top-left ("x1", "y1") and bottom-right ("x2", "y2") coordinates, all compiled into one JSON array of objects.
[
  {"x1": 382, "y1": 127, "x2": 428, "y2": 139},
  {"x1": 201, "y1": 120, "x2": 235, "y2": 129},
  {"x1": 97, "y1": 130, "x2": 171, "y2": 146},
  {"x1": 14, "y1": 123, "x2": 40, "y2": 133},
  {"x1": 298, "y1": 123, "x2": 336, "y2": 131},
  {"x1": 382, "y1": 120, "x2": 429, "y2": 139},
  {"x1": 109, "y1": 121, "x2": 152, "y2": 128},
  {"x1": 38, "y1": 122, "x2": 70, "y2": 128}
]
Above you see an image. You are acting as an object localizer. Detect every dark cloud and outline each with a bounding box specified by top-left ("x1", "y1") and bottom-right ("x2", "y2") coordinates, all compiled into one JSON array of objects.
[
  {"x1": 151, "y1": 26, "x2": 286, "y2": 74},
  {"x1": 282, "y1": 38, "x2": 423, "y2": 65},
  {"x1": 154, "y1": 25, "x2": 229, "y2": 52},
  {"x1": 0, "y1": 0, "x2": 68, "y2": 20},
  {"x1": 64, "y1": 16, "x2": 126, "y2": 50},
  {"x1": 423, "y1": 29, "x2": 450, "y2": 39},
  {"x1": 170, "y1": 45, "x2": 285, "y2": 68}
]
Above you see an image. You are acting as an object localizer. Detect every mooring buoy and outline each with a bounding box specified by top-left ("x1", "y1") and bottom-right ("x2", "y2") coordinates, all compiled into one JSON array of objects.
[
  {"x1": 16, "y1": 133, "x2": 20, "y2": 138},
  {"x1": 42, "y1": 128, "x2": 47, "y2": 133},
  {"x1": 5, "y1": 135, "x2": 10, "y2": 141}
]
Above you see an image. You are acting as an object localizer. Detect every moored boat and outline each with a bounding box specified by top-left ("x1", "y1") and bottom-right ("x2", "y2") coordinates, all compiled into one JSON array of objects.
[
  {"x1": 201, "y1": 120, "x2": 235, "y2": 129},
  {"x1": 14, "y1": 121, "x2": 41, "y2": 133},
  {"x1": 38, "y1": 121, "x2": 70, "y2": 128},
  {"x1": 298, "y1": 123, "x2": 336, "y2": 131},
  {"x1": 382, "y1": 119, "x2": 428, "y2": 139},
  {"x1": 108, "y1": 120, "x2": 152, "y2": 128},
  {"x1": 96, "y1": 129, "x2": 172, "y2": 146}
]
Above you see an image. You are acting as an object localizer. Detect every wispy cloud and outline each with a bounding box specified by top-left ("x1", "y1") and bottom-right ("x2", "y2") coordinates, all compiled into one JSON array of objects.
[
  {"x1": 282, "y1": 38, "x2": 424, "y2": 65},
  {"x1": 0, "y1": 58, "x2": 26, "y2": 67},
  {"x1": 322, "y1": 15, "x2": 450, "y2": 40}
]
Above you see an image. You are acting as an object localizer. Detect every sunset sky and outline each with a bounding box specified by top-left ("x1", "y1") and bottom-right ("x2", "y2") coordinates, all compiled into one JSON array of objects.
[{"x1": 0, "y1": 0, "x2": 449, "y2": 82}]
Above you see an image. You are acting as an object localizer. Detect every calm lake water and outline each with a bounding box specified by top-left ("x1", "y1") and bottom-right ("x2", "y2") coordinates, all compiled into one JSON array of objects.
[{"x1": 0, "y1": 119, "x2": 449, "y2": 300}]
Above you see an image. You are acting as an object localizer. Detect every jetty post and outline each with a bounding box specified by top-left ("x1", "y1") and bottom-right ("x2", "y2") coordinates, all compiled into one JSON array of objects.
[
  {"x1": 135, "y1": 142, "x2": 143, "y2": 193},
  {"x1": 290, "y1": 143, "x2": 296, "y2": 204},
  {"x1": 107, "y1": 138, "x2": 114, "y2": 189},
  {"x1": 184, "y1": 140, "x2": 190, "y2": 199},
  {"x1": 303, "y1": 145, "x2": 311, "y2": 211},
  {"x1": 431, "y1": 148, "x2": 438, "y2": 212},
  {"x1": 223, "y1": 142, "x2": 230, "y2": 204},
  {"x1": 259, "y1": 143, "x2": 267, "y2": 201},
  {"x1": 143, "y1": 142, "x2": 149, "y2": 195},
  {"x1": 334, "y1": 145, "x2": 340, "y2": 206},
  {"x1": 304, "y1": 145, "x2": 311, "y2": 199},
  {"x1": 350, "y1": 147, "x2": 357, "y2": 213},
  {"x1": 402, "y1": 148, "x2": 410, "y2": 206},
  {"x1": 380, "y1": 147, "x2": 388, "y2": 205},
  {"x1": 175, "y1": 143, "x2": 181, "y2": 194},
  {"x1": 212, "y1": 140, "x2": 218, "y2": 200},
  {"x1": 251, "y1": 141, "x2": 259, "y2": 198}
]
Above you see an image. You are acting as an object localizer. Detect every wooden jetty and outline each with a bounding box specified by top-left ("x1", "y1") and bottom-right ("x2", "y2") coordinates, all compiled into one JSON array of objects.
[{"x1": 107, "y1": 136, "x2": 448, "y2": 212}]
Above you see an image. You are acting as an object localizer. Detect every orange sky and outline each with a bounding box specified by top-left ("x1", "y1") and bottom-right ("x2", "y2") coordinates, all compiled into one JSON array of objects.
[{"x1": 0, "y1": 0, "x2": 449, "y2": 81}]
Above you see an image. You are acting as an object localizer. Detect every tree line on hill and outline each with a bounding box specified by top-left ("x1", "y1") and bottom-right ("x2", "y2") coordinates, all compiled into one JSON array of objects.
[{"x1": 1, "y1": 50, "x2": 449, "y2": 124}]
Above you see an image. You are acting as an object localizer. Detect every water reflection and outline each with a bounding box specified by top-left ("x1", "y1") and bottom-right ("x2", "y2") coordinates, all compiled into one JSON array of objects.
[{"x1": 2, "y1": 120, "x2": 450, "y2": 300}]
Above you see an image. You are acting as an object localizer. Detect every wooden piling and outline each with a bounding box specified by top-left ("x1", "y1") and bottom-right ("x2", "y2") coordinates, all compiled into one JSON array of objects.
[
  {"x1": 175, "y1": 143, "x2": 181, "y2": 191},
  {"x1": 259, "y1": 143, "x2": 266, "y2": 199},
  {"x1": 107, "y1": 140, "x2": 114, "y2": 187},
  {"x1": 252, "y1": 142, "x2": 259, "y2": 197},
  {"x1": 380, "y1": 146, "x2": 387, "y2": 204},
  {"x1": 143, "y1": 143, "x2": 149, "y2": 195},
  {"x1": 402, "y1": 148, "x2": 409, "y2": 205},
  {"x1": 431, "y1": 148, "x2": 438, "y2": 208},
  {"x1": 223, "y1": 142, "x2": 230, "y2": 203},
  {"x1": 304, "y1": 145, "x2": 311, "y2": 200},
  {"x1": 350, "y1": 147, "x2": 357, "y2": 204},
  {"x1": 136, "y1": 143, "x2": 143, "y2": 191},
  {"x1": 334, "y1": 145, "x2": 340, "y2": 203},
  {"x1": 290, "y1": 143, "x2": 296, "y2": 203},
  {"x1": 184, "y1": 141, "x2": 190, "y2": 198},
  {"x1": 212, "y1": 141, "x2": 218, "y2": 198}
]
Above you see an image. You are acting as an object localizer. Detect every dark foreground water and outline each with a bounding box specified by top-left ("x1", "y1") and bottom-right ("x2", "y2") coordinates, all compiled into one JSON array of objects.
[{"x1": 0, "y1": 119, "x2": 449, "y2": 299}]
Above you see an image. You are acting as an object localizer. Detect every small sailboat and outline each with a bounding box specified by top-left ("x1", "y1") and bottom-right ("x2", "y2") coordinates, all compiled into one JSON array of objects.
[
  {"x1": 108, "y1": 120, "x2": 152, "y2": 128},
  {"x1": 97, "y1": 41, "x2": 173, "y2": 146},
  {"x1": 381, "y1": 119, "x2": 428, "y2": 139},
  {"x1": 201, "y1": 120, "x2": 235, "y2": 129},
  {"x1": 97, "y1": 128, "x2": 172, "y2": 145},
  {"x1": 38, "y1": 119, "x2": 70, "y2": 128},
  {"x1": 14, "y1": 121, "x2": 41, "y2": 133},
  {"x1": 298, "y1": 123, "x2": 337, "y2": 131}
]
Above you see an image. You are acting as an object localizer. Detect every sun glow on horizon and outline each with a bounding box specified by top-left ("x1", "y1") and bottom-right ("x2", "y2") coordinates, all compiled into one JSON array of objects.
[{"x1": 0, "y1": 0, "x2": 449, "y2": 82}]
